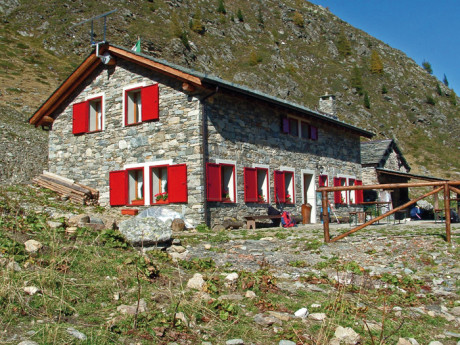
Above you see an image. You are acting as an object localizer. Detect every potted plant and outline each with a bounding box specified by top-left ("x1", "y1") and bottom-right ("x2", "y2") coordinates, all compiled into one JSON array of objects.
[
  {"x1": 286, "y1": 194, "x2": 292, "y2": 203},
  {"x1": 131, "y1": 197, "x2": 144, "y2": 206},
  {"x1": 258, "y1": 194, "x2": 265, "y2": 203},
  {"x1": 155, "y1": 192, "x2": 168, "y2": 204},
  {"x1": 222, "y1": 189, "x2": 231, "y2": 202}
]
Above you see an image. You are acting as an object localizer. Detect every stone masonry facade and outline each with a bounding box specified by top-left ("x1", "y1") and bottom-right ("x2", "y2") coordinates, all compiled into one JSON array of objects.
[{"x1": 48, "y1": 57, "x2": 365, "y2": 227}]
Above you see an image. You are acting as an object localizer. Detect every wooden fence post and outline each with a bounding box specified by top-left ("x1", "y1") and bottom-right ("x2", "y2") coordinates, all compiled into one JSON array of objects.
[
  {"x1": 444, "y1": 183, "x2": 451, "y2": 243},
  {"x1": 322, "y1": 190, "x2": 330, "y2": 243}
]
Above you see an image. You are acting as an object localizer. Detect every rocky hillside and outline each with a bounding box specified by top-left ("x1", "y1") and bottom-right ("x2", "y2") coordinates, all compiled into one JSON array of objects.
[{"x1": 1, "y1": 0, "x2": 459, "y2": 184}]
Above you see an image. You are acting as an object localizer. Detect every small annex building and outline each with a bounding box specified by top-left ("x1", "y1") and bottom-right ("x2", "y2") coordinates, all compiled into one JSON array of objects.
[{"x1": 29, "y1": 44, "x2": 374, "y2": 227}]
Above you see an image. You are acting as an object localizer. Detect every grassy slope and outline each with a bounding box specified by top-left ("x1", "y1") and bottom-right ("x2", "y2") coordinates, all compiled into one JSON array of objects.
[{"x1": 1, "y1": 185, "x2": 459, "y2": 344}]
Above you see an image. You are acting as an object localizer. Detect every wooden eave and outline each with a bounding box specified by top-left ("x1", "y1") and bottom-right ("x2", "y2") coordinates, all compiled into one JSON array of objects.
[{"x1": 29, "y1": 54, "x2": 102, "y2": 127}]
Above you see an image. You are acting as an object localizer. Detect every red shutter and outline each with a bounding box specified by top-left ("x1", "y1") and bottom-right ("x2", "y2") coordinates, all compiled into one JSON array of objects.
[
  {"x1": 206, "y1": 163, "x2": 221, "y2": 201},
  {"x1": 310, "y1": 125, "x2": 318, "y2": 140},
  {"x1": 319, "y1": 175, "x2": 328, "y2": 187},
  {"x1": 282, "y1": 116, "x2": 290, "y2": 133},
  {"x1": 109, "y1": 170, "x2": 127, "y2": 206},
  {"x1": 244, "y1": 168, "x2": 258, "y2": 202},
  {"x1": 333, "y1": 177, "x2": 341, "y2": 204},
  {"x1": 356, "y1": 180, "x2": 363, "y2": 204},
  {"x1": 168, "y1": 164, "x2": 188, "y2": 203},
  {"x1": 274, "y1": 170, "x2": 285, "y2": 203},
  {"x1": 72, "y1": 101, "x2": 88, "y2": 135},
  {"x1": 141, "y1": 84, "x2": 159, "y2": 122}
]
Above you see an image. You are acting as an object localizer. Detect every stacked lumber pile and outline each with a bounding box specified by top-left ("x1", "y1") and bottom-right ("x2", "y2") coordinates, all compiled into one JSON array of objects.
[{"x1": 33, "y1": 171, "x2": 99, "y2": 205}]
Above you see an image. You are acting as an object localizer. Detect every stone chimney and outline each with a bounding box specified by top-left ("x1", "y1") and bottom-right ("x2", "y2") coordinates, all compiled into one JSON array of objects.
[{"x1": 319, "y1": 94, "x2": 336, "y2": 116}]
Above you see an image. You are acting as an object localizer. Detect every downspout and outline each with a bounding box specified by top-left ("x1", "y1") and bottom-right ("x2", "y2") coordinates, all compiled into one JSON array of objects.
[{"x1": 200, "y1": 86, "x2": 219, "y2": 227}]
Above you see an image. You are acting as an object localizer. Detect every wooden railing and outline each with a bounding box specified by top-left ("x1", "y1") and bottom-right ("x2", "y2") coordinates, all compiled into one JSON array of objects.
[{"x1": 317, "y1": 181, "x2": 460, "y2": 243}]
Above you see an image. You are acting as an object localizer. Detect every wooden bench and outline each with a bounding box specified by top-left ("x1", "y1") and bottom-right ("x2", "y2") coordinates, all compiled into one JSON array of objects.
[{"x1": 244, "y1": 215, "x2": 282, "y2": 229}]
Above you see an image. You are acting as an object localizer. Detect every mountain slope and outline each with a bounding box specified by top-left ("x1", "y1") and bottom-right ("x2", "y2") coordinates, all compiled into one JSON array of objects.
[{"x1": 1, "y1": 0, "x2": 458, "y2": 183}]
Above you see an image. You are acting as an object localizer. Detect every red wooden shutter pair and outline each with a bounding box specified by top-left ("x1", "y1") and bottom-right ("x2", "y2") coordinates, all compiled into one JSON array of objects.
[
  {"x1": 73, "y1": 101, "x2": 89, "y2": 135},
  {"x1": 109, "y1": 164, "x2": 187, "y2": 206},
  {"x1": 244, "y1": 168, "x2": 258, "y2": 202},
  {"x1": 141, "y1": 84, "x2": 159, "y2": 122}
]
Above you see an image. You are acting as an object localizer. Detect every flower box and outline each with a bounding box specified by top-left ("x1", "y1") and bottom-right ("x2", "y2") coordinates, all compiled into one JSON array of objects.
[
  {"x1": 131, "y1": 199, "x2": 144, "y2": 206},
  {"x1": 121, "y1": 209, "x2": 139, "y2": 216},
  {"x1": 155, "y1": 199, "x2": 168, "y2": 204}
]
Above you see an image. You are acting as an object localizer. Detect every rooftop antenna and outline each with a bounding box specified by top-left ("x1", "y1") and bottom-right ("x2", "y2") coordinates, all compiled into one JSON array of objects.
[{"x1": 72, "y1": 9, "x2": 117, "y2": 63}]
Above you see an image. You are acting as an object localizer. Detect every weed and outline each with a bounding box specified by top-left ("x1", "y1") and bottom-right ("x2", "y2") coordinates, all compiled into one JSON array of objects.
[{"x1": 179, "y1": 257, "x2": 216, "y2": 270}]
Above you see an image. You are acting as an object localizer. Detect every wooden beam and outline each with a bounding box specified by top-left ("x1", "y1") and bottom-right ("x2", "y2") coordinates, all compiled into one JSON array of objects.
[
  {"x1": 328, "y1": 186, "x2": 443, "y2": 243},
  {"x1": 321, "y1": 190, "x2": 330, "y2": 243},
  {"x1": 318, "y1": 180, "x2": 460, "y2": 193},
  {"x1": 107, "y1": 46, "x2": 204, "y2": 87}
]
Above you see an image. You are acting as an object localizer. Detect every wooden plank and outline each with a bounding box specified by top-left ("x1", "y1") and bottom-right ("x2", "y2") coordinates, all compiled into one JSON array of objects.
[{"x1": 444, "y1": 184, "x2": 451, "y2": 243}]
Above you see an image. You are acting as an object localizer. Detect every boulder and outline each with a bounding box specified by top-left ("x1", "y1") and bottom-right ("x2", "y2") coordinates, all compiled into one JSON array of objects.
[
  {"x1": 333, "y1": 326, "x2": 361, "y2": 344},
  {"x1": 187, "y1": 273, "x2": 205, "y2": 290},
  {"x1": 67, "y1": 214, "x2": 90, "y2": 226},
  {"x1": 118, "y1": 216, "x2": 172, "y2": 246},
  {"x1": 24, "y1": 239, "x2": 43, "y2": 253},
  {"x1": 171, "y1": 218, "x2": 186, "y2": 231}
]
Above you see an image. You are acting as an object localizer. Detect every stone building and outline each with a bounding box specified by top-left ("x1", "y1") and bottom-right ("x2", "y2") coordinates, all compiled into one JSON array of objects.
[{"x1": 29, "y1": 44, "x2": 373, "y2": 226}]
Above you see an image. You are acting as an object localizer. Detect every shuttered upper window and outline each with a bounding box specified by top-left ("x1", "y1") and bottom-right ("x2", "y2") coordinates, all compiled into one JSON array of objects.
[
  {"x1": 124, "y1": 84, "x2": 159, "y2": 126},
  {"x1": 72, "y1": 95, "x2": 104, "y2": 135}
]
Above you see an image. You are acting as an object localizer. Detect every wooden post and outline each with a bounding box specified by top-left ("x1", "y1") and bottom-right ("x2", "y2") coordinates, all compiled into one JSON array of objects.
[
  {"x1": 322, "y1": 190, "x2": 330, "y2": 243},
  {"x1": 444, "y1": 183, "x2": 451, "y2": 243}
]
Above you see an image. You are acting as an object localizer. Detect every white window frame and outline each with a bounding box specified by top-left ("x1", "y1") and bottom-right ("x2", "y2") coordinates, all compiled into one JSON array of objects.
[
  {"x1": 337, "y1": 174, "x2": 357, "y2": 205},
  {"x1": 215, "y1": 159, "x2": 238, "y2": 203},
  {"x1": 124, "y1": 160, "x2": 173, "y2": 205},
  {"x1": 252, "y1": 163, "x2": 270, "y2": 204},
  {"x1": 85, "y1": 92, "x2": 105, "y2": 131},
  {"x1": 122, "y1": 82, "x2": 147, "y2": 127},
  {"x1": 279, "y1": 166, "x2": 295, "y2": 203}
]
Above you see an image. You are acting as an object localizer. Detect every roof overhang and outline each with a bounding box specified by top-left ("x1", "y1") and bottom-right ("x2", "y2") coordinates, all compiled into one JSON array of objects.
[
  {"x1": 29, "y1": 44, "x2": 374, "y2": 138},
  {"x1": 376, "y1": 168, "x2": 447, "y2": 182}
]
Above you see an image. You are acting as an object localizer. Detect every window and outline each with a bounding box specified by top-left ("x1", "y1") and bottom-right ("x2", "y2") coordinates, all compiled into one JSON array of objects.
[
  {"x1": 109, "y1": 163, "x2": 187, "y2": 206},
  {"x1": 244, "y1": 167, "x2": 269, "y2": 203},
  {"x1": 72, "y1": 95, "x2": 104, "y2": 135},
  {"x1": 282, "y1": 116, "x2": 318, "y2": 140},
  {"x1": 348, "y1": 178, "x2": 356, "y2": 204},
  {"x1": 206, "y1": 163, "x2": 236, "y2": 203},
  {"x1": 274, "y1": 170, "x2": 295, "y2": 204},
  {"x1": 333, "y1": 177, "x2": 347, "y2": 205},
  {"x1": 319, "y1": 174, "x2": 328, "y2": 187},
  {"x1": 128, "y1": 168, "x2": 144, "y2": 205},
  {"x1": 124, "y1": 84, "x2": 159, "y2": 126},
  {"x1": 150, "y1": 164, "x2": 188, "y2": 204}
]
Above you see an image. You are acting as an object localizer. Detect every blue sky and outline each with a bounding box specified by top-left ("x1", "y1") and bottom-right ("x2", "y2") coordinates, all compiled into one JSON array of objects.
[{"x1": 307, "y1": 0, "x2": 460, "y2": 93}]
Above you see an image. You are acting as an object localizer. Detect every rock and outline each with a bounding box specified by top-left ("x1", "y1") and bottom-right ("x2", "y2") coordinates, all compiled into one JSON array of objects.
[
  {"x1": 364, "y1": 321, "x2": 382, "y2": 332},
  {"x1": 47, "y1": 220, "x2": 64, "y2": 229},
  {"x1": 396, "y1": 338, "x2": 413, "y2": 345},
  {"x1": 7, "y1": 261, "x2": 21, "y2": 272},
  {"x1": 168, "y1": 251, "x2": 189, "y2": 262},
  {"x1": 268, "y1": 311, "x2": 291, "y2": 322},
  {"x1": 294, "y1": 307, "x2": 309, "y2": 318},
  {"x1": 218, "y1": 294, "x2": 244, "y2": 301},
  {"x1": 116, "y1": 299, "x2": 147, "y2": 315},
  {"x1": 66, "y1": 327, "x2": 87, "y2": 340},
  {"x1": 279, "y1": 341, "x2": 296, "y2": 345},
  {"x1": 444, "y1": 331, "x2": 460, "y2": 338},
  {"x1": 334, "y1": 326, "x2": 361, "y2": 344},
  {"x1": 212, "y1": 224, "x2": 225, "y2": 232},
  {"x1": 310, "y1": 303, "x2": 321, "y2": 309},
  {"x1": 254, "y1": 313, "x2": 280, "y2": 327},
  {"x1": 226, "y1": 339, "x2": 244, "y2": 345},
  {"x1": 308, "y1": 312, "x2": 327, "y2": 321},
  {"x1": 167, "y1": 245, "x2": 187, "y2": 253},
  {"x1": 225, "y1": 272, "x2": 239, "y2": 283},
  {"x1": 118, "y1": 216, "x2": 172, "y2": 246},
  {"x1": 408, "y1": 338, "x2": 420, "y2": 345},
  {"x1": 428, "y1": 342, "x2": 443, "y2": 345},
  {"x1": 17, "y1": 341, "x2": 39, "y2": 345},
  {"x1": 245, "y1": 290, "x2": 256, "y2": 299},
  {"x1": 450, "y1": 306, "x2": 460, "y2": 316},
  {"x1": 187, "y1": 273, "x2": 205, "y2": 290},
  {"x1": 171, "y1": 218, "x2": 186, "y2": 231},
  {"x1": 204, "y1": 244, "x2": 212, "y2": 250},
  {"x1": 24, "y1": 240, "x2": 43, "y2": 253},
  {"x1": 175, "y1": 311, "x2": 188, "y2": 327},
  {"x1": 24, "y1": 286, "x2": 40, "y2": 295},
  {"x1": 172, "y1": 238, "x2": 181, "y2": 245},
  {"x1": 68, "y1": 214, "x2": 90, "y2": 226},
  {"x1": 278, "y1": 340, "x2": 296, "y2": 345}
]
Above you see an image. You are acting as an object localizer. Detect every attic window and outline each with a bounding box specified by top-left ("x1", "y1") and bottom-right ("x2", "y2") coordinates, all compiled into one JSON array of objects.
[
  {"x1": 124, "y1": 84, "x2": 159, "y2": 126},
  {"x1": 282, "y1": 116, "x2": 319, "y2": 141},
  {"x1": 72, "y1": 94, "x2": 105, "y2": 135}
]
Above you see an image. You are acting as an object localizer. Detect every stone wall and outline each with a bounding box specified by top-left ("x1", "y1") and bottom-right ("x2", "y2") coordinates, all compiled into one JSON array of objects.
[
  {"x1": 204, "y1": 91, "x2": 363, "y2": 224},
  {"x1": 384, "y1": 149, "x2": 409, "y2": 173},
  {"x1": 48, "y1": 60, "x2": 205, "y2": 225}
]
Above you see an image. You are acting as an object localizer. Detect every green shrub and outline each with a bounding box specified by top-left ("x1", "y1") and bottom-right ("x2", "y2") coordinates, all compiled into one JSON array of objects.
[
  {"x1": 436, "y1": 83, "x2": 443, "y2": 96},
  {"x1": 422, "y1": 60, "x2": 433, "y2": 74},
  {"x1": 426, "y1": 94, "x2": 436, "y2": 105},
  {"x1": 370, "y1": 50, "x2": 383, "y2": 74},
  {"x1": 293, "y1": 11, "x2": 304, "y2": 27},
  {"x1": 237, "y1": 9, "x2": 243, "y2": 21},
  {"x1": 248, "y1": 50, "x2": 263, "y2": 66},
  {"x1": 351, "y1": 66, "x2": 363, "y2": 95},
  {"x1": 217, "y1": 0, "x2": 226, "y2": 14},
  {"x1": 381, "y1": 85, "x2": 388, "y2": 94},
  {"x1": 190, "y1": 19, "x2": 205, "y2": 34},
  {"x1": 364, "y1": 91, "x2": 371, "y2": 109},
  {"x1": 337, "y1": 30, "x2": 352, "y2": 57}
]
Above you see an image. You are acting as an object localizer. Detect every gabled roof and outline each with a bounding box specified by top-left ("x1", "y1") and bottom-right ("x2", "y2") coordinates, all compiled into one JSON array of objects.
[
  {"x1": 29, "y1": 44, "x2": 374, "y2": 138},
  {"x1": 361, "y1": 139, "x2": 410, "y2": 170}
]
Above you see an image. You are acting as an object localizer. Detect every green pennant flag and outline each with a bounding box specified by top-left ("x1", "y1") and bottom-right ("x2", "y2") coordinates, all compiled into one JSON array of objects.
[{"x1": 131, "y1": 38, "x2": 141, "y2": 53}]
